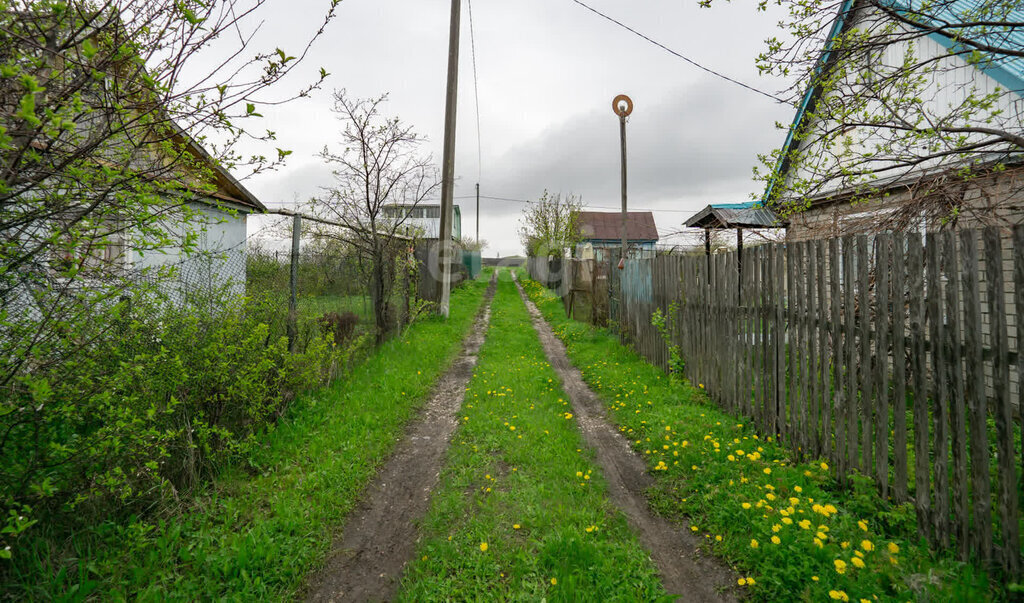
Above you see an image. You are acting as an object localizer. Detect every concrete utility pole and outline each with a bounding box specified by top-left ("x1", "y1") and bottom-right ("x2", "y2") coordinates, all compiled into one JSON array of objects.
[
  {"x1": 613, "y1": 94, "x2": 633, "y2": 269},
  {"x1": 437, "y1": 0, "x2": 461, "y2": 318},
  {"x1": 475, "y1": 182, "x2": 480, "y2": 244}
]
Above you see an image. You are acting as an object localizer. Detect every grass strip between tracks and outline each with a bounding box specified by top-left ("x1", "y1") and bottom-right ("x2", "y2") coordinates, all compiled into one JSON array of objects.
[{"x1": 398, "y1": 270, "x2": 671, "y2": 602}]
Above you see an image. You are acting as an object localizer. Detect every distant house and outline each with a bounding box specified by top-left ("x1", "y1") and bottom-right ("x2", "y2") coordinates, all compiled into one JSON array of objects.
[
  {"x1": 576, "y1": 211, "x2": 659, "y2": 259},
  {"x1": 768, "y1": 0, "x2": 1024, "y2": 241},
  {"x1": 382, "y1": 204, "x2": 461, "y2": 240}
]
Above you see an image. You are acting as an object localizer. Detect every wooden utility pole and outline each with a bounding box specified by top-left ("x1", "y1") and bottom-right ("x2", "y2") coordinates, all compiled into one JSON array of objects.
[
  {"x1": 613, "y1": 95, "x2": 632, "y2": 269},
  {"x1": 438, "y1": 0, "x2": 461, "y2": 318}
]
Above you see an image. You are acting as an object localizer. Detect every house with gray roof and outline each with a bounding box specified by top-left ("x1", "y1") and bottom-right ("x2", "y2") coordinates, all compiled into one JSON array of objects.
[{"x1": 576, "y1": 210, "x2": 659, "y2": 259}]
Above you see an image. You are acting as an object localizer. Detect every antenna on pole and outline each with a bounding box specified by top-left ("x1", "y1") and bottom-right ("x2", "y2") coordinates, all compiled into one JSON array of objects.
[{"x1": 613, "y1": 94, "x2": 632, "y2": 270}]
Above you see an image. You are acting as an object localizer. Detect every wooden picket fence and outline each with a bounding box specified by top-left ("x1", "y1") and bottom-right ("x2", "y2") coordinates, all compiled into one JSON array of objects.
[{"x1": 542, "y1": 227, "x2": 1024, "y2": 575}]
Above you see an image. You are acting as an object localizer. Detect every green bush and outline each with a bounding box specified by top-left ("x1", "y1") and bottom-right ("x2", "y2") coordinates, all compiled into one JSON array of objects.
[{"x1": 0, "y1": 288, "x2": 362, "y2": 561}]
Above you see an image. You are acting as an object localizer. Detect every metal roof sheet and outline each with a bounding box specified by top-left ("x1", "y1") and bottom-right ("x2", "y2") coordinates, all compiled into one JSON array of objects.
[{"x1": 684, "y1": 204, "x2": 785, "y2": 229}]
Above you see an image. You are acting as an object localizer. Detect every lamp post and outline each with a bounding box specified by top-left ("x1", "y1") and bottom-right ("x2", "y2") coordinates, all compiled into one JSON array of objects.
[{"x1": 613, "y1": 94, "x2": 632, "y2": 270}]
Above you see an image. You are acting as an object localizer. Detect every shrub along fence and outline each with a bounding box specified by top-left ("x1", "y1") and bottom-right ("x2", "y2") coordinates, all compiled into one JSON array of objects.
[{"x1": 532, "y1": 226, "x2": 1024, "y2": 577}]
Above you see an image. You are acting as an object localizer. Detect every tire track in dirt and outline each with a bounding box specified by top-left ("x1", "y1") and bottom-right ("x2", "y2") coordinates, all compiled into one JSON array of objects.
[
  {"x1": 513, "y1": 275, "x2": 739, "y2": 602},
  {"x1": 305, "y1": 272, "x2": 497, "y2": 603}
]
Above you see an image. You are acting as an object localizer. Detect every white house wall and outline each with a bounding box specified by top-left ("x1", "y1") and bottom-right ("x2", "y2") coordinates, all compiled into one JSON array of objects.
[{"x1": 130, "y1": 200, "x2": 248, "y2": 303}]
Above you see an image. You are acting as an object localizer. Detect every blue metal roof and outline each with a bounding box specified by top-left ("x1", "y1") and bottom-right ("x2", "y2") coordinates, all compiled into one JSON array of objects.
[
  {"x1": 763, "y1": 0, "x2": 1024, "y2": 204},
  {"x1": 709, "y1": 201, "x2": 762, "y2": 209},
  {"x1": 904, "y1": 0, "x2": 1024, "y2": 92}
]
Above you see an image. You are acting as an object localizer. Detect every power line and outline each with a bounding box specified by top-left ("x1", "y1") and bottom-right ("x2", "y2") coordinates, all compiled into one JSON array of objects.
[
  {"x1": 569, "y1": 0, "x2": 788, "y2": 104},
  {"x1": 476, "y1": 194, "x2": 701, "y2": 214},
  {"x1": 467, "y1": 0, "x2": 483, "y2": 183}
]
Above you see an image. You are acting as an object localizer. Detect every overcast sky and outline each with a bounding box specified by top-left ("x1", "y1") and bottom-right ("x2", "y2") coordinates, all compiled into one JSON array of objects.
[{"x1": 233, "y1": 0, "x2": 797, "y2": 255}]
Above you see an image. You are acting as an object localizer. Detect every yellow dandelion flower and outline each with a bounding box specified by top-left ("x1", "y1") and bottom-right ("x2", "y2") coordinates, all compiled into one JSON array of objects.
[
  {"x1": 746, "y1": 577, "x2": 756, "y2": 585},
  {"x1": 550, "y1": 577, "x2": 557, "y2": 585},
  {"x1": 691, "y1": 526, "x2": 699, "y2": 532},
  {"x1": 858, "y1": 520, "x2": 868, "y2": 531},
  {"x1": 812, "y1": 575, "x2": 819, "y2": 581},
  {"x1": 513, "y1": 524, "x2": 521, "y2": 529},
  {"x1": 820, "y1": 462, "x2": 829, "y2": 470},
  {"x1": 771, "y1": 535, "x2": 781, "y2": 545},
  {"x1": 480, "y1": 542, "x2": 488, "y2": 552},
  {"x1": 834, "y1": 559, "x2": 847, "y2": 574},
  {"x1": 737, "y1": 578, "x2": 747, "y2": 586},
  {"x1": 782, "y1": 517, "x2": 793, "y2": 525},
  {"x1": 750, "y1": 539, "x2": 759, "y2": 549},
  {"x1": 772, "y1": 524, "x2": 782, "y2": 532},
  {"x1": 763, "y1": 468, "x2": 772, "y2": 475},
  {"x1": 861, "y1": 540, "x2": 874, "y2": 551},
  {"x1": 741, "y1": 502, "x2": 751, "y2": 510},
  {"x1": 798, "y1": 520, "x2": 811, "y2": 530},
  {"x1": 585, "y1": 525, "x2": 595, "y2": 533},
  {"x1": 851, "y1": 556, "x2": 866, "y2": 569},
  {"x1": 887, "y1": 542, "x2": 900, "y2": 554},
  {"x1": 794, "y1": 485, "x2": 803, "y2": 493},
  {"x1": 828, "y1": 590, "x2": 849, "y2": 601}
]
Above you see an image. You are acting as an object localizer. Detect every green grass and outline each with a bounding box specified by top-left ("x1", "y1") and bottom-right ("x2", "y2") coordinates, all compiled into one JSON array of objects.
[
  {"x1": 3, "y1": 277, "x2": 490, "y2": 601},
  {"x1": 299, "y1": 293, "x2": 371, "y2": 320},
  {"x1": 519, "y1": 273, "x2": 998, "y2": 602},
  {"x1": 398, "y1": 270, "x2": 670, "y2": 601}
]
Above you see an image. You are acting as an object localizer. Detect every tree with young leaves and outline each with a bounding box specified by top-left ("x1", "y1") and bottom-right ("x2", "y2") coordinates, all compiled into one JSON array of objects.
[
  {"x1": 0, "y1": 0, "x2": 338, "y2": 381},
  {"x1": 0, "y1": 0, "x2": 338, "y2": 559},
  {"x1": 746, "y1": 0, "x2": 1024, "y2": 229},
  {"x1": 518, "y1": 190, "x2": 584, "y2": 257},
  {"x1": 310, "y1": 90, "x2": 439, "y2": 342}
]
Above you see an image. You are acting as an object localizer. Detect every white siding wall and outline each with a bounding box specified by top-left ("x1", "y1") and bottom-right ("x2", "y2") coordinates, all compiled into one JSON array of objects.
[
  {"x1": 130, "y1": 200, "x2": 248, "y2": 301},
  {"x1": 789, "y1": 18, "x2": 1023, "y2": 193}
]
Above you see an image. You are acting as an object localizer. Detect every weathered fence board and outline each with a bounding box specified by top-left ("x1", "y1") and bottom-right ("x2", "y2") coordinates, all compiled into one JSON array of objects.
[{"x1": 534, "y1": 225, "x2": 1024, "y2": 576}]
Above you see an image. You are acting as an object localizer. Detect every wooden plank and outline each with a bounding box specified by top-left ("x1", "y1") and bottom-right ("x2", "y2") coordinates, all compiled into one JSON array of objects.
[
  {"x1": 927, "y1": 232, "x2": 949, "y2": 546},
  {"x1": 984, "y1": 227, "x2": 1020, "y2": 575},
  {"x1": 858, "y1": 235, "x2": 872, "y2": 477},
  {"x1": 908, "y1": 232, "x2": 930, "y2": 538},
  {"x1": 729, "y1": 251, "x2": 737, "y2": 411},
  {"x1": 800, "y1": 242, "x2": 812, "y2": 458},
  {"x1": 742, "y1": 248, "x2": 752, "y2": 418},
  {"x1": 795, "y1": 242, "x2": 807, "y2": 458},
  {"x1": 808, "y1": 241, "x2": 821, "y2": 457},
  {"x1": 784, "y1": 243, "x2": 794, "y2": 444},
  {"x1": 941, "y1": 230, "x2": 968, "y2": 559},
  {"x1": 828, "y1": 238, "x2": 841, "y2": 464},
  {"x1": 891, "y1": 232, "x2": 909, "y2": 502},
  {"x1": 757, "y1": 246, "x2": 768, "y2": 432},
  {"x1": 961, "y1": 229, "x2": 991, "y2": 563},
  {"x1": 844, "y1": 236, "x2": 858, "y2": 478},
  {"x1": 775, "y1": 243, "x2": 785, "y2": 439},
  {"x1": 875, "y1": 234, "x2": 891, "y2": 498},
  {"x1": 1015, "y1": 226, "x2": 1024, "y2": 541}
]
